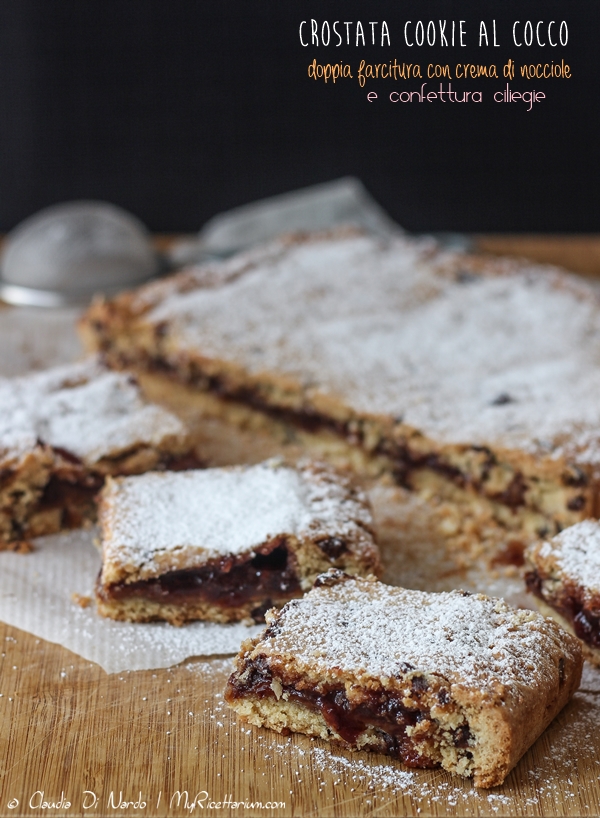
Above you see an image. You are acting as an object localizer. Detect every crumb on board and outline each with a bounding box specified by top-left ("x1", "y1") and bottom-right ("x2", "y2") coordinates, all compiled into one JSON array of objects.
[
  {"x1": 10, "y1": 540, "x2": 34, "y2": 554},
  {"x1": 72, "y1": 593, "x2": 93, "y2": 609}
]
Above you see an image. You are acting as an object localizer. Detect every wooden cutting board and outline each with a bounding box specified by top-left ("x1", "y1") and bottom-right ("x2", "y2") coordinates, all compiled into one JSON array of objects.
[
  {"x1": 2, "y1": 404, "x2": 600, "y2": 818},
  {"x1": 1, "y1": 618, "x2": 600, "y2": 818},
  {"x1": 2, "y1": 236, "x2": 600, "y2": 818}
]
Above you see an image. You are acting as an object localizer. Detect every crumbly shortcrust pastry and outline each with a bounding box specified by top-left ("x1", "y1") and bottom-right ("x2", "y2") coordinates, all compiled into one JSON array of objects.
[
  {"x1": 525, "y1": 519, "x2": 600, "y2": 666},
  {"x1": 80, "y1": 230, "x2": 600, "y2": 544},
  {"x1": 0, "y1": 358, "x2": 192, "y2": 547},
  {"x1": 95, "y1": 460, "x2": 380, "y2": 625},
  {"x1": 225, "y1": 571, "x2": 582, "y2": 788}
]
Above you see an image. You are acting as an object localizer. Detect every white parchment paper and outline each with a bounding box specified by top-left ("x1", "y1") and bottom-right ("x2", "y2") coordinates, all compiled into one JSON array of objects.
[
  {"x1": 0, "y1": 180, "x2": 399, "y2": 673},
  {"x1": 0, "y1": 289, "x2": 265, "y2": 674},
  {"x1": 0, "y1": 528, "x2": 261, "y2": 673},
  {"x1": 0, "y1": 305, "x2": 83, "y2": 376}
]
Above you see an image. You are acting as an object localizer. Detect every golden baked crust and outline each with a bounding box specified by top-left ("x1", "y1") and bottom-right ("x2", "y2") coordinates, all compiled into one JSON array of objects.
[
  {"x1": 95, "y1": 460, "x2": 381, "y2": 625},
  {"x1": 525, "y1": 520, "x2": 600, "y2": 666},
  {"x1": 225, "y1": 571, "x2": 582, "y2": 788},
  {"x1": 0, "y1": 358, "x2": 192, "y2": 547},
  {"x1": 80, "y1": 230, "x2": 600, "y2": 546}
]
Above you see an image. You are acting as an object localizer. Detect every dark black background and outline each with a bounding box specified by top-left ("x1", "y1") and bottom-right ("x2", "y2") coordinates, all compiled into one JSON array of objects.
[{"x1": 0, "y1": 0, "x2": 597, "y2": 233}]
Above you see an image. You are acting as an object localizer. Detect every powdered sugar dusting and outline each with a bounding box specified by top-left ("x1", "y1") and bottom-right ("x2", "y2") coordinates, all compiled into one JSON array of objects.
[
  {"x1": 101, "y1": 461, "x2": 372, "y2": 578},
  {"x1": 148, "y1": 232, "x2": 600, "y2": 462},
  {"x1": 244, "y1": 675, "x2": 600, "y2": 813},
  {"x1": 262, "y1": 576, "x2": 576, "y2": 693},
  {"x1": 0, "y1": 357, "x2": 185, "y2": 464},
  {"x1": 539, "y1": 520, "x2": 600, "y2": 596}
]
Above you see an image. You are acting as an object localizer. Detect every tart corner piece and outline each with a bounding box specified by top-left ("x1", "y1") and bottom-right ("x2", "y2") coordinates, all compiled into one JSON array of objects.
[
  {"x1": 0, "y1": 357, "x2": 193, "y2": 548},
  {"x1": 225, "y1": 571, "x2": 582, "y2": 788},
  {"x1": 525, "y1": 519, "x2": 600, "y2": 666}
]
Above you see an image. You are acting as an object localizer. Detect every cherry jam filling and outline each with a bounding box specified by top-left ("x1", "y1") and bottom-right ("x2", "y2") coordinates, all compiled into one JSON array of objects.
[
  {"x1": 34, "y1": 447, "x2": 204, "y2": 530},
  {"x1": 103, "y1": 542, "x2": 301, "y2": 615},
  {"x1": 227, "y1": 661, "x2": 472, "y2": 767},
  {"x1": 38, "y1": 475, "x2": 102, "y2": 527},
  {"x1": 525, "y1": 570, "x2": 600, "y2": 648},
  {"x1": 145, "y1": 355, "x2": 539, "y2": 510}
]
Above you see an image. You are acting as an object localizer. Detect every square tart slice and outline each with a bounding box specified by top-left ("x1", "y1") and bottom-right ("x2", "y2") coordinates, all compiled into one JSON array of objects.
[
  {"x1": 525, "y1": 519, "x2": 600, "y2": 666},
  {"x1": 0, "y1": 357, "x2": 193, "y2": 549},
  {"x1": 95, "y1": 460, "x2": 380, "y2": 625},
  {"x1": 225, "y1": 571, "x2": 582, "y2": 788}
]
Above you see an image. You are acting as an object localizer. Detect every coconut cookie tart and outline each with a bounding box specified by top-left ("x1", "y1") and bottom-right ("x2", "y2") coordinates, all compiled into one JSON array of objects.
[
  {"x1": 95, "y1": 460, "x2": 380, "y2": 625},
  {"x1": 225, "y1": 571, "x2": 582, "y2": 788},
  {"x1": 81, "y1": 230, "x2": 600, "y2": 552},
  {"x1": 526, "y1": 519, "x2": 600, "y2": 666},
  {"x1": 0, "y1": 357, "x2": 195, "y2": 548}
]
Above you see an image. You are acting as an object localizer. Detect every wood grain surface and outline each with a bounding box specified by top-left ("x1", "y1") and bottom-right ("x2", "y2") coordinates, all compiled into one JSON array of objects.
[
  {"x1": 2, "y1": 236, "x2": 600, "y2": 818},
  {"x1": 474, "y1": 235, "x2": 600, "y2": 279},
  {"x1": 1, "y1": 619, "x2": 600, "y2": 818}
]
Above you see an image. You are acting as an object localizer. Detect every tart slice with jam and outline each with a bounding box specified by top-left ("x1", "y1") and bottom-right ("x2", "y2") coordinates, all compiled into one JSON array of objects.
[
  {"x1": 225, "y1": 570, "x2": 582, "y2": 787},
  {"x1": 95, "y1": 460, "x2": 380, "y2": 625}
]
